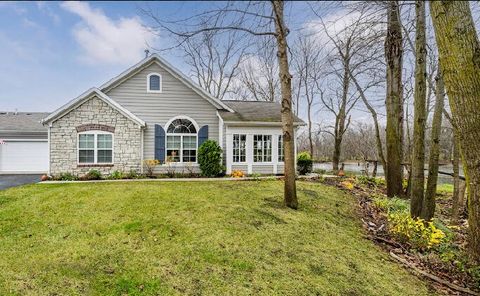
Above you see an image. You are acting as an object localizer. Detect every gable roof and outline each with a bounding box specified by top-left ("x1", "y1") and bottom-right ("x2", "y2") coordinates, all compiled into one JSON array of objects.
[
  {"x1": 41, "y1": 88, "x2": 146, "y2": 127},
  {"x1": 219, "y1": 101, "x2": 305, "y2": 126},
  {"x1": 0, "y1": 112, "x2": 49, "y2": 133},
  {"x1": 99, "y1": 53, "x2": 234, "y2": 113}
]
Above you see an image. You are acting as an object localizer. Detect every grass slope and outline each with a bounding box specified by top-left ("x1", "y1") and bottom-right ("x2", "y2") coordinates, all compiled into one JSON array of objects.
[{"x1": 0, "y1": 180, "x2": 433, "y2": 295}]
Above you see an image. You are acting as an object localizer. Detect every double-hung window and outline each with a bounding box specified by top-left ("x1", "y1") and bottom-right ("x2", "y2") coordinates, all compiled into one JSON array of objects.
[
  {"x1": 278, "y1": 135, "x2": 284, "y2": 162},
  {"x1": 233, "y1": 134, "x2": 246, "y2": 163},
  {"x1": 253, "y1": 135, "x2": 272, "y2": 162},
  {"x1": 78, "y1": 132, "x2": 113, "y2": 164},
  {"x1": 166, "y1": 118, "x2": 197, "y2": 163}
]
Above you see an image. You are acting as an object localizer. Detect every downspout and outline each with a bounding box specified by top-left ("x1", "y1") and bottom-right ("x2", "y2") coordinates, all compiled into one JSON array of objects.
[
  {"x1": 140, "y1": 126, "x2": 144, "y2": 174},
  {"x1": 48, "y1": 123, "x2": 52, "y2": 176}
]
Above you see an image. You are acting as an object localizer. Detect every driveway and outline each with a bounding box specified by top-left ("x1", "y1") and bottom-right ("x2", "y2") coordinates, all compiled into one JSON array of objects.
[{"x1": 0, "y1": 175, "x2": 42, "y2": 190}]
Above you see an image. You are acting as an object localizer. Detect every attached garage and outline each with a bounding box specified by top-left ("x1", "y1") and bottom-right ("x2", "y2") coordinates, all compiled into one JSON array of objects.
[{"x1": 0, "y1": 112, "x2": 49, "y2": 174}]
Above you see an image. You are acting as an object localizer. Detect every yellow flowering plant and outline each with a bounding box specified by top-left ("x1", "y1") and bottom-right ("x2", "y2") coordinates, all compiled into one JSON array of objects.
[{"x1": 388, "y1": 212, "x2": 446, "y2": 250}]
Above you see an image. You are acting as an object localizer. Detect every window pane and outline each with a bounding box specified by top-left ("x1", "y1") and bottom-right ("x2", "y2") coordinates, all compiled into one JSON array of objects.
[
  {"x1": 79, "y1": 150, "x2": 94, "y2": 163},
  {"x1": 278, "y1": 135, "x2": 284, "y2": 162},
  {"x1": 233, "y1": 134, "x2": 246, "y2": 163},
  {"x1": 182, "y1": 149, "x2": 196, "y2": 162},
  {"x1": 183, "y1": 136, "x2": 197, "y2": 149},
  {"x1": 167, "y1": 149, "x2": 180, "y2": 162},
  {"x1": 149, "y1": 75, "x2": 160, "y2": 90},
  {"x1": 97, "y1": 150, "x2": 113, "y2": 163},
  {"x1": 167, "y1": 119, "x2": 196, "y2": 133},
  {"x1": 79, "y1": 134, "x2": 94, "y2": 149},
  {"x1": 97, "y1": 134, "x2": 112, "y2": 149},
  {"x1": 166, "y1": 136, "x2": 181, "y2": 149}
]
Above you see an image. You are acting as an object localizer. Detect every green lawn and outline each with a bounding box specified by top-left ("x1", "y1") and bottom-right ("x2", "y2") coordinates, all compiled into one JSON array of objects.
[{"x1": 0, "y1": 180, "x2": 434, "y2": 295}]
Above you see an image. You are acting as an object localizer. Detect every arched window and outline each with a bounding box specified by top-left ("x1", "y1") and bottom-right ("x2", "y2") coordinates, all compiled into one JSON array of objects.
[
  {"x1": 166, "y1": 117, "x2": 197, "y2": 163},
  {"x1": 147, "y1": 73, "x2": 162, "y2": 92}
]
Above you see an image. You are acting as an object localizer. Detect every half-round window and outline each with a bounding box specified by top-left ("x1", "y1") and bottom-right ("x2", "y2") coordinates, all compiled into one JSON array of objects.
[
  {"x1": 147, "y1": 73, "x2": 162, "y2": 92},
  {"x1": 166, "y1": 118, "x2": 198, "y2": 162},
  {"x1": 167, "y1": 118, "x2": 197, "y2": 134}
]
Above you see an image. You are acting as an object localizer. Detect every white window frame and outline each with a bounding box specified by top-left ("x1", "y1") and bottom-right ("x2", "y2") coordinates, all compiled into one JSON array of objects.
[
  {"x1": 77, "y1": 131, "x2": 114, "y2": 165},
  {"x1": 253, "y1": 134, "x2": 272, "y2": 163},
  {"x1": 147, "y1": 72, "x2": 162, "y2": 93},
  {"x1": 278, "y1": 135, "x2": 284, "y2": 163},
  {"x1": 165, "y1": 116, "x2": 199, "y2": 164},
  {"x1": 232, "y1": 134, "x2": 247, "y2": 163}
]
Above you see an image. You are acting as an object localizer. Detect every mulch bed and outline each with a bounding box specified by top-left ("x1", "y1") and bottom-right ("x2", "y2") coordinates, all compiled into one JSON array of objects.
[{"x1": 311, "y1": 176, "x2": 479, "y2": 296}]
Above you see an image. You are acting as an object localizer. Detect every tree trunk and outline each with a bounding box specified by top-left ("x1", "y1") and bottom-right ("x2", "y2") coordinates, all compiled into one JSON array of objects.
[
  {"x1": 332, "y1": 137, "x2": 341, "y2": 172},
  {"x1": 349, "y1": 73, "x2": 387, "y2": 173},
  {"x1": 385, "y1": 1, "x2": 404, "y2": 198},
  {"x1": 308, "y1": 107, "x2": 314, "y2": 158},
  {"x1": 271, "y1": 0, "x2": 297, "y2": 209},
  {"x1": 430, "y1": 1, "x2": 480, "y2": 262},
  {"x1": 410, "y1": 0, "x2": 428, "y2": 218},
  {"x1": 422, "y1": 72, "x2": 445, "y2": 221},
  {"x1": 451, "y1": 138, "x2": 461, "y2": 224}
]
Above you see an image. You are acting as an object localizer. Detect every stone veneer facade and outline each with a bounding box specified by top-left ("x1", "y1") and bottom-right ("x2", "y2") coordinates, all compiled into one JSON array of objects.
[{"x1": 49, "y1": 96, "x2": 142, "y2": 176}]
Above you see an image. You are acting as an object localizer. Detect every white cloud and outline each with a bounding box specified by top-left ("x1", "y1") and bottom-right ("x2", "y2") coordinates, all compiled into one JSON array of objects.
[
  {"x1": 61, "y1": 1, "x2": 157, "y2": 65},
  {"x1": 36, "y1": 2, "x2": 61, "y2": 25}
]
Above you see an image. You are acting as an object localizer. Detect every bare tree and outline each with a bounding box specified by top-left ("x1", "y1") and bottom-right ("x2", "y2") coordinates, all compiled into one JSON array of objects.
[
  {"x1": 430, "y1": 0, "x2": 480, "y2": 262},
  {"x1": 232, "y1": 38, "x2": 280, "y2": 102},
  {"x1": 422, "y1": 71, "x2": 445, "y2": 221},
  {"x1": 410, "y1": 0, "x2": 428, "y2": 218},
  {"x1": 292, "y1": 34, "x2": 324, "y2": 157},
  {"x1": 385, "y1": 1, "x2": 404, "y2": 197},
  {"x1": 179, "y1": 29, "x2": 247, "y2": 100},
  {"x1": 144, "y1": 1, "x2": 299, "y2": 209}
]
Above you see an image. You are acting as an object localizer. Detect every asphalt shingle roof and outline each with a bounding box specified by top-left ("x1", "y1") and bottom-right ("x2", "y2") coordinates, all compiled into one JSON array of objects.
[
  {"x1": 220, "y1": 101, "x2": 305, "y2": 124},
  {"x1": 0, "y1": 112, "x2": 49, "y2": 132}
]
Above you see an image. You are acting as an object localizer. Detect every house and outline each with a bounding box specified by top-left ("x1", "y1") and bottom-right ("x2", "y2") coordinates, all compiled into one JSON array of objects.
[
  {"x1": 0, "y1": 112, "x2": 49, "y2": 173},
  {"x1": 1, "y1": 54, "x2": 302, "y2": 176}
]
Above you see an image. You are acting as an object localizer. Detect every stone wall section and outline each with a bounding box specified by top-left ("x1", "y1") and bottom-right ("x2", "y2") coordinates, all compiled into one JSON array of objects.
[{"x1": 49, "y1": 96, "x2": 142, "y2": 175}]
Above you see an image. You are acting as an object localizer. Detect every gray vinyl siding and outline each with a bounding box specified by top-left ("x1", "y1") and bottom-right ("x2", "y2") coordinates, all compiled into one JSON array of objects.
[
  {"x1": 231, "y1": 164, "x2": 248, "y2": 172},
  {"x1": 277, "y1": 164, "x2": 284, "y2": 174},
  {"x1": 105, "y1": 62, "x2": 219, "y2": 172},
  {"x1": 252, "y1": 164, "x2": 274, "y2": 174}
]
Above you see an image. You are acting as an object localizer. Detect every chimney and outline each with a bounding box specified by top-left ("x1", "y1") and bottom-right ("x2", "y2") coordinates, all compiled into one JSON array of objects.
[{"x1": 144, "y1": 49, "x2": 150, "y2": 58}]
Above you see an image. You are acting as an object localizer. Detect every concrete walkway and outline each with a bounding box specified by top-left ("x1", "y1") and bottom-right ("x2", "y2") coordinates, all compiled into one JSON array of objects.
[{"x1": 39, "y1": 174, "x2": 319, "y2": 185}]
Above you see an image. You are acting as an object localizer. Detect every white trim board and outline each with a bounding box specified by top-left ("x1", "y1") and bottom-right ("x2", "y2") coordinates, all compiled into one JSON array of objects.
[{"x1": 41, "y1": 88, "x2": 146, "y2": 127}]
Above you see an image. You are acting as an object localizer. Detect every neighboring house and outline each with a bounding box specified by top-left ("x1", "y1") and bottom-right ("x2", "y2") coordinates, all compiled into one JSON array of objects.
[
  {"x1": 0, "y1": 112, "x2": 49, "y2": 174},
  {"x1": 35, "y1": 54, "x2": 303, "y2": 176}
]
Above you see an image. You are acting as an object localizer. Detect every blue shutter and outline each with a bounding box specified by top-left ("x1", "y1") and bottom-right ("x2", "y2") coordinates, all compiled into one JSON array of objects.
[
  {"x1": 198, "y1": 125, "x2": 209, "y2": 148},
  {"x1": 154, "y1": 124, "x2": 165, "y2": 162}
]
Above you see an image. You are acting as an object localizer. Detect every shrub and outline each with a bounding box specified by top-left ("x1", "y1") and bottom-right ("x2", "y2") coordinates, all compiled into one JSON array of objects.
[
  {"x1": 126, "y1": 169, "x2": 140, "y2": 179},
  {"x1": 198, "y1": 140, "x2": 224, "y2": 177},
  {"x1": 55, "y1": 172, "x2": 78, "y2": 181},
  {"x1": 84, "y1": 169, "x2": 102, "y2": 180},
  {"x1": 388, "y1": 212, "x2": 446, "y2": 250},
  {"x1": 297, "y1": 152, "x2": 313, "y2": 175},
  {"x1": 373, "y1": 196, "x2": 409, "y2": 213},
  {"x1": 108, "y1": 170, "x2": 124, "y2": 180},
  {"x1": 143, "y1": 159, "x2": 160, "y2": 177},
  {"x1": 231, "y1": 170, "x2": 245, "y2": 178}
]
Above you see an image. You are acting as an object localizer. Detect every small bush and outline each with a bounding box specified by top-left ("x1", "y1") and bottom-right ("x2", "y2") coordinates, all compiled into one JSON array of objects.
[
  {"x1": 373, "y1": 196, "x2": 409, "y2": 213},
  {"x1": 84, "y1": 169, "x2": 102, "y2": 180},
  {"x1": 143, "y1": 159, "x2": 160, "y2": 177},
  {"x1": 297, "y1": 152, "x2": 313, "y2": 175},
  {"x1": 54, "y1": 172, "x2": 78, "y2": 181},
  {"x1": 108, "y1": 170, "x2": 124, "y2": 180},
  {"x1": 198, "y1": 140, "x2": 224, "y2": 177},
  {"x1": 126, "y1": 169, "x2": 140, "y2": 179},
  {"x1": 388, "y1": 212, "x2": 446, "y2": 250}
]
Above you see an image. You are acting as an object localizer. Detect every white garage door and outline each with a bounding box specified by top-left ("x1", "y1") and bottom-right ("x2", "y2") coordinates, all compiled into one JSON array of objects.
[{"x1": 0, "y1": 140, "x2": 48, "y2": 173}]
